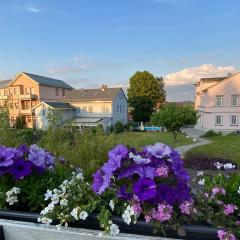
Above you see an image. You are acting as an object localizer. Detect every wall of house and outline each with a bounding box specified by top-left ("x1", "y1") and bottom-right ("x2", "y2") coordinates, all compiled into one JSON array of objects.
[
  {"x1": 70, "y1": 101, "x2": 112, "y2": 117},
  {"x1": 34, "y1": 104, "x2": 74, "y2": 130},
  {"x1": 112, "y1": 90, "x2": 128, "y2": 125},
  {"x1": 195, "y1": 74, "x2": 240, "y2": 132}
]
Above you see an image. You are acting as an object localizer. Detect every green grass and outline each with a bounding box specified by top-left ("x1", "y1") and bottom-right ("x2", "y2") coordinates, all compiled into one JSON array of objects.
[
  {"x1": 185, "y1": 135, "x2": 240, "y2": 165},
  {"x1": 110, "y1": 131, "x2": 193, "y2": 150}
]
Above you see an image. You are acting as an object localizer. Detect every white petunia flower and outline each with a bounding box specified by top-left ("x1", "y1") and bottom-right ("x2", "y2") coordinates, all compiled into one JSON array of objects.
[
  {"x1": 197, "y1": 171, "x2": 204, "y2": 177},
  {"x1": 109, "y1": 223, "x2": 120, "y2": 236},
  {"x1": 129, "y1": 152, "x2": 150, "y2": 164},
  {"x1": 79, "y1": 211, "x2": 88, "y2": 220},
  {"x1": 51, "y1": 194, "x2": 60, "y2": 205},
  {"x1": 238, "y1": 186, "x2": 240, "y2": 194},
  {"x1": 109, "y1": 200, "x2": 115, "y2": 211},
  {"x1": 41, "y1": 217, "x2": 52, "y2": 225},
  {"x1": 70, "y1": 208, "x2": 79, "y2": 220},
  {"x1": 11, "y1": 187, "x2": 20, "y2": 194},
  {"x1": 76, "y1": 172, "x2": 84, "y2": 180},
  {"x1": 223, "y1": 163, "x2": 235, "y2": 170},
  {"x1": 198, "y1": 178, "x2": 205, "y2": 186},
  {"x1": 44, "y1": 190, "x2": 53, "y2": 201}
]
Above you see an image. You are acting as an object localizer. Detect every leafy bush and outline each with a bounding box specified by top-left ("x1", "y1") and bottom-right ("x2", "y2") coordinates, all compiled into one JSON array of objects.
[
  {"x1": 14, "y1": 116, "x2": 26, "y2": 129},
  {"x1": 202, "y1": 130, "x2": 222, "y2": 138},
  {"x1": 112, "y1": 121, "x2": 125, "y2": 133}
]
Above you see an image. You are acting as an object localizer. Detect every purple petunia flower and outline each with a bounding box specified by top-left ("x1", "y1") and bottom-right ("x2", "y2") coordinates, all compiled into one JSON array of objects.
[
  {"x1": 108, "y1": 144, "x2": 128, "y2": 162},
  {"x1": 133, "y1": 177, "x2": 157, "y2": 202},
  {"x1": 92, "y1": 170, "x2": 111, "y2": 195},
  {"x1": 117, "y1": 185, "x2": 132, "y2": 200},
  {"x1": 28, "y1": 145, "x2": 55, "y2": 171},
  {"x1": 145, "y1": 143, "x2": 173, "y2": 159},
  {"x1": 0, "y1": 146, "x2": 17, "y2": 167},
  {"x1": 9, "y1": 159, "x2": 33, "y2": 180}
]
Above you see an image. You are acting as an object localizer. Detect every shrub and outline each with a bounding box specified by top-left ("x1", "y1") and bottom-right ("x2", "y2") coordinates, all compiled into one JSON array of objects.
[
  {"x1": 112, "y1": 121, "x2": 125, "y2": 133},
  {"x1": 14, "y1": 116, "x2": 25, "y2": 129},
  {"x1": 202, "y1": 130, "x2": 222, "y2": 138}
]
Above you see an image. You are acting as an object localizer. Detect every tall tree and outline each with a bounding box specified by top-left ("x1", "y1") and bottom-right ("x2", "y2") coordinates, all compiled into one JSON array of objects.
[
  {"x1": 155, "y1": 77, "x2": 166, "y2": 104},
  {"x1": 128, "y1": 71, "x2": 165, "y2": 122}
]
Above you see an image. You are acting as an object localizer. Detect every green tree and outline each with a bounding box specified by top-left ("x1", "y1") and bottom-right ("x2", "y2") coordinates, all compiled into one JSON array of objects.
[
  {"x1": 155, "y1": 77, "x2": 166, "y2": 104},
  {"x1": 128, "y1": 71, "x2": 165, "y2": 122},
  {"x1": 151, "y1": 104, "x2": 198, "y2": 141},
  {"x1": 15, "y1": 116, "x2": 26, "y2": 129}
]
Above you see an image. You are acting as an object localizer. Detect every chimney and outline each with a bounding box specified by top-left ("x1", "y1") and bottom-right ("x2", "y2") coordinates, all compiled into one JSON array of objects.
[{"x1": 101, "y1": 84, "x2": 107, "y2": 91}]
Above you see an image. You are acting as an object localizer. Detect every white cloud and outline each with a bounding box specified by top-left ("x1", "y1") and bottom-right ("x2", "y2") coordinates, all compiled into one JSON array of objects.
[
  {"x1": 165, "y1": 64, "x2": 236, "y2": 86},
  {"x1": 15, "y1": 5, "x2": 64, "y2": 15},
  {"x1": 48, "y1": 65, "x2": 88, "y2": 74}
]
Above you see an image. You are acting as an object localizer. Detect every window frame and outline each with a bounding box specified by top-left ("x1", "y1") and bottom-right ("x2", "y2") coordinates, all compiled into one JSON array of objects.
[
  {"x1": 216, "y1": 95, "x2": 223, "y2": 107},
  {"x1": 215, "y1": 115, "x2": 223, "y2": 126},
  {"x1": 230, "y1": 115, "x2": 238, "y2": 126},
  {"x1": 231, "y1": 95, "x2": 239, "y2": 107}
]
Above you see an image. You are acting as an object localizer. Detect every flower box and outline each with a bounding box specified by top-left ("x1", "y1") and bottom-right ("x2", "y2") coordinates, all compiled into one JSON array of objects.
[{"x1": 0, "y1": 210, "x2": 218, "y2": 240}]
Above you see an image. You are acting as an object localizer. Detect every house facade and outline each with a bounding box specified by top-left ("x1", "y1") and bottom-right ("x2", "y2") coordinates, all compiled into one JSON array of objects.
[
  {"x1": 195, "y1": 73, "x2": 240, "y2": 132},
  {"x1": 0, "y1": 72, "x2": 73, "y2": 128},
  {"x1": 33, "y1": 85, "x2": 128, "y2": 132}
]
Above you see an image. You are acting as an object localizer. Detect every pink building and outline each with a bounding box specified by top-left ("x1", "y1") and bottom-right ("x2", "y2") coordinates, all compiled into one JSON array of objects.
[{"x1": 195, "y1": 73, "x2": 240, "y2": 132}]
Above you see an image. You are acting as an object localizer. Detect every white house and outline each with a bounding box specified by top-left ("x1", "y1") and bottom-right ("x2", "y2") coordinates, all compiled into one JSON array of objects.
[
  {"x1": 195, "y1": 72, "x2": 240, "y2": 132},
  {"x1": 33, "y1": 85, "x2": 128, "y2": 132}
]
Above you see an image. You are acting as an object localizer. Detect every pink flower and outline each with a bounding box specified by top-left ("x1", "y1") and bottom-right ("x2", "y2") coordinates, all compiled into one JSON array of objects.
[
  {"x1": 132, "y1": 203, "x2": 142, "y2": 215},
  {"x1": 204, "y1": 193, "x2": 209, "y2": 198},
  {"x1": 155, "y1": 165, "x2": 169, "y2": 178},
  {"x1": 223, "y1": 204, "x2": 238, "y2": 216},
  {"x1": 144, "y1": 215, "x2": 152, "y2": 223},
  {"x1": 217, "y1": 230, "x2": 236, "y2": 240},
  {"x1": 179, "y1": 200, "x2": 194, "y2": 215},
  {"x1": 212, "y1": 187, "x2": 226, "y2": 197},
  {"x1": 151, "y1": 204, "x2": 173, "y2": 222}
]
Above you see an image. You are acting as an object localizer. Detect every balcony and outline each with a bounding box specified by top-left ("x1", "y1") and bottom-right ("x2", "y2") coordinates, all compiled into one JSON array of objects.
[
  {"x1": 20, "y1": 109, "x2": 32, "y2": 114},
  {"x1": 19, "y1": 94, "x2": 37, "y2": 100},
  {"x1": 0, "y1": 96, "x2": 7, "y2": 100}
]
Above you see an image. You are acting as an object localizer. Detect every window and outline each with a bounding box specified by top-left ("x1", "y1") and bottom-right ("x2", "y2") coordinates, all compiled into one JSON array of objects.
[
  {"x1": 215, "y1": 115, "x2": 223, "y2": 126},
  {"x1": 55, "y1": 88, "x2": 59, "y2": 96},
  {"x1": 102, "y1": 105, "x2": 110, "y2": 114},
  {"x1": 27, "y1": 116, "x2": 32, "y2": 123},
  {"x1": 3, "y1": 90, "x2": 6, "y2": 96},
  {"x1": 25, "y1": 88, "x2": 30, "y2": 94},
  {"x1": 62, "y1": 89, "x2": 65, "y2": 97},
  {"x1": 30, "y1": 88, "x2": 35, "y2": 94},
  {"x1": 14, "y1": 88, "x2": 18, "y2": 95},
  {"x1": 231, "y1": 95, "x2": 239, "y2": 107},
  {"x1": 230, "y1": 115, "x2": 238, "y2": 125},
  {"x1": 82, "y1": 106, "x2": 87, "y2": 111},
  {"x1": 88, "y1": 106, "x2": 93, "y2": 113},
  {"x1": 216, "y1": 96, "x2": 223, "y2": 106},
  {"x1": 42, "y1": 108, "x2": 46, "y2": 117}
]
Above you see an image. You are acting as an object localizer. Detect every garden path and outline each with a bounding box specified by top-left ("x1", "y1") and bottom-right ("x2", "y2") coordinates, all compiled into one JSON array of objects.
[{"x1": 175, "y1": 128, "x2": 211, "y2": 156}]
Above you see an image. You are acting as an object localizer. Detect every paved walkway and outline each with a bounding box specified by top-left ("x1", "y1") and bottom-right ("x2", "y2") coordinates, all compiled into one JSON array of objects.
[{"x1": 175, "y1": 128, "x2": 211, "y2": 156}]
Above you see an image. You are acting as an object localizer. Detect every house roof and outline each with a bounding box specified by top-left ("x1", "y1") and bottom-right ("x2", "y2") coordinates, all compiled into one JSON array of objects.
[
  {"x1": 33, "y1": 101, "x2": 75, "y2": 110},
  {"x1": 202, "y1": 72, "x2": 240, "y2": 92},
  {"x1": 22, "y1": 72, "x2": 73, "y2": 89},
  {"x1": 200, "y1": 77, "x2": 227, "y2": 82},
  {"x1": 64, "y1": 87, "x2": 124, "y2": 102},
  {"x1": 0, "y1": 80, "x2": 11, "y2": 89}
]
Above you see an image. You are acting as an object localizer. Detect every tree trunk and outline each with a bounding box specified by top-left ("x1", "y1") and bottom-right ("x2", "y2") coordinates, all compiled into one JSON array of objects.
[{"x1": 172, "y1": 131, "x2": 177, "y2": 142}]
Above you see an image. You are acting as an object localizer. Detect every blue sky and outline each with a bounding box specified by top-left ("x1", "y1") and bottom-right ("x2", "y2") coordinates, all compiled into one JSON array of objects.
[{"x1": 1, "y1": 0, "x2": 240, "y2": 101}]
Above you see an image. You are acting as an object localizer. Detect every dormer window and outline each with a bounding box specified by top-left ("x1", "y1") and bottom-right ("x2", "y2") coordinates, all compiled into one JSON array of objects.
[{"x1": 216, "y1": 96, "x2": 223, "y2": 107}]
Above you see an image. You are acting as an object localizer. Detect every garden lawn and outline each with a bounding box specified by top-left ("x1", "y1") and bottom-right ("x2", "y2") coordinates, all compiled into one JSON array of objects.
[
  {"x1": 111, "y1": 132, "x2": 192, "y2": 149},
  {"x1": 184, "y1": 135, "x2": 240, "y2": 165}
]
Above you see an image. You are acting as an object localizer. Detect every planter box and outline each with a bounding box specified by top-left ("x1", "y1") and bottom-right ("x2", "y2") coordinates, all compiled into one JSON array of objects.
[{"x1": 0, "y1": 211, "x2": 218, "y2": 240}]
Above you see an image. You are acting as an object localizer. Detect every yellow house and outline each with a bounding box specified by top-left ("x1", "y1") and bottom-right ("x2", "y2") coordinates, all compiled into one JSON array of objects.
[{"x1": 0, "y1": 72, "x2": 73, "y2": 128}]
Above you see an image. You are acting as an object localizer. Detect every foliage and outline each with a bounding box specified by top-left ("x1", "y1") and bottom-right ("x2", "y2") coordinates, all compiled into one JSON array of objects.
[
  {"x1": 0, "y1": 144, "x2": 72, "y2": 211},
  {"x1": 202, "y1": 130, "x2": 222, "y2": 138},
  {"x1": 193, "y1": 171, "x2": 240, "y2": 239},
  {"x1": 14, "y1": 116, "x2": 26, "y2": 129},
  {"x1": 151, "y1": 104, "x2": 198, "y2": 140},
  {"x1": 155, "y1": 77, "x2": 166, "y2": 104},
  {"x1": 112, "y1": 121, "x2": 125, "y2": 133},
  {"x1": 128, "y1": 71, "x2": 166, "y2": 122}
]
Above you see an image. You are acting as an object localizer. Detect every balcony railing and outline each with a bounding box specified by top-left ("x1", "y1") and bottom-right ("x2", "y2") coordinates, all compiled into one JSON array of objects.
[
  {"x1": 19, "y1": 94, "x2": 37, "y2": 100},
  {"x1": 0, "y1": 96, "x2": 7, "y2": 100},
  {"x1": 20, "y1": 109, "x2": 32, "y2": 114}
]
